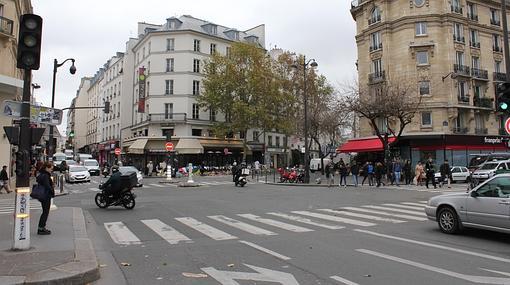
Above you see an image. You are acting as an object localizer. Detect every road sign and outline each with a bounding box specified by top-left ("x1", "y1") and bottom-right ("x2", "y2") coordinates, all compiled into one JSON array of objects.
[
  {"x1": 1, "y1": 100, "x2": 63, "y2": 125},
  {"x1": 165, "y1": 142, "x2": 174, "y2": 152},
  {"x1": 505, "y1": 118, "x2": 510, "y2": 135},
  {"x1": 114, "y1": 148, "x2": 121, "y2": 156},
  {"x1": 201, "y1": 264, "x2": 299, "y2": 285}
]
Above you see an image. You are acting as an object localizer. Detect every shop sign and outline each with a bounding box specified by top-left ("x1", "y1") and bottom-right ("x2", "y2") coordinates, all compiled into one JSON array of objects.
[{"x1": 483, "y1": 137, "x2": 503, "y2": 145}]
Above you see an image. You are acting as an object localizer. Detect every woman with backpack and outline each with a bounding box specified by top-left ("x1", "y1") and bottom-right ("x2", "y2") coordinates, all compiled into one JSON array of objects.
[{"x1": 36, "y1": 162, "x2": 55, "y2": 235}]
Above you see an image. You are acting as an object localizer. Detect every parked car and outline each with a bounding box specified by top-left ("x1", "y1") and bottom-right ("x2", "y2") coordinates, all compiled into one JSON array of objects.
[
  {"x1": 65, "y1": 165, "x2": 91, "y2": 183},
  {"x1": 119, "y1": 166, "x2": 143, "y2": 187},
  {"x1": 434, "y1": 166, "x2": 470, "y2": 183},
  {"x1": 471, "y1": 160, "x2": 510, "y2": 181},
  {"x1": 83, "y1": 159, "x2": 100, "y2": 176},
  {"x1": 425, "y1": 174, "x2": 510, "y2": 234}
]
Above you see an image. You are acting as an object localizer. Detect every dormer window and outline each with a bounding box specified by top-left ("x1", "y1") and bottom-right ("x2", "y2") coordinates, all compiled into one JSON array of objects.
[
  {"x1": 166, "y1": 17, "x2": 182, "y2": 30},
  {"x1": 202, "y1": 23, "x2": 218, "y2": 35},
  {"x1": 245, "y1": 35, "x2": 259, "y2": 44},
  {"x1": 369, "y1": 7, "x2": 381, "y2": 25},
  {"x1": 224, "y1": 29, "x2": 240, "y2": 40}
]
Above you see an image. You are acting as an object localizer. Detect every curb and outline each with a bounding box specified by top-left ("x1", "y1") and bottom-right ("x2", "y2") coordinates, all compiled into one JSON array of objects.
[{"x1": 1, "y1": 208, "x2": 100, "y2": 285}]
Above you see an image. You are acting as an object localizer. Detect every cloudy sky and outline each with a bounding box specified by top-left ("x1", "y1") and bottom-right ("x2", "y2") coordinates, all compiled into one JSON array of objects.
[{"x1": 31, "y1": 0, "x2": 358, "y2": 133}]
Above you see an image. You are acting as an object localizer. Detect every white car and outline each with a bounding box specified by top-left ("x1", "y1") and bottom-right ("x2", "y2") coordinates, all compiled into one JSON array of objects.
[
  {"x1": 83, "y1": 159, "x2": 100, "y2": 176},
  {"x1": 425, "y1": 174, "x2": 510, "y2": 234},
  {"x1": 119, "y1": 166, "x2": 143, "y2": 187},
  {"x1": 471, "y1": 160, "x2": 510, "y2": 181},
  {"x1": 65, "y1": 165, "x2": 91, "y2": 183},
  {"x1": 434, "y1": 166, "x2": 470, "y2": 183}
]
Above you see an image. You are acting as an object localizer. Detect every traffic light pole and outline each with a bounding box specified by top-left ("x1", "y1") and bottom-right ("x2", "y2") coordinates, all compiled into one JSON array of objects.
[{"x1": 13, "y1": 69, "x2": 33, "y2": 250}]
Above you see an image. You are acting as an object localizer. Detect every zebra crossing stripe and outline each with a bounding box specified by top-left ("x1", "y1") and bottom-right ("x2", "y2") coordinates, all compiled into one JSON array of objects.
[
  {"x1": 402, "y1": 202, "x2": 428, "y2": 207},
  {"x1": 141, "y1": 219, "x2": 192, "y2": 245},
  {"x1": 382, "y1": 203, "x2": 425, "y2": 211},
  {"x1": 149, "y1": 183, "x2": 166, "y2": 188},
  {"x1": 208, "y1": 215, "x2": 277, "y2": 236},
  {"x1": 239, "y1": 241, "x2": 291, "y2": 261},
  {"x1": 362, "y1": 205, "x2": 426, "y2": 216},
  {"x1": 342, "y1": 207, "x2": 427, "y2": 221},
  {"x1": 104, "y1": 222, "x2": 142, "y2": 245},
  {"x1": 318, "y1": 209, "x2": 406, "y2": 224},
  {"x1": 291, "y1": 211, "x2": 376, "y2": 227},
  {"x1": 237, "y1": 214, "x2": 314, "y2": 232},
  {"x1": 418, "y1": 201, "x2": 428, "y2": 204},
  {"x1": 267, "y1": 212, "x2": 345, "y2": 230},
  {"x1": 89, "y1": 188, "x2": 99, "y2": 191},
  {"x1": 330, "y1": 275, "x2": 360, "y2": 285},
  {"x1": 175, "y1": 217, "x2": 237, "y2": 241}
]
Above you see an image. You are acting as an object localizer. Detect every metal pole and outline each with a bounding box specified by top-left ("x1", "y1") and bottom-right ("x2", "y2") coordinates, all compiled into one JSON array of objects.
[
  {"x1": 303, "y1": 56, "x2": 310, "y2": 184},
  {"x1": 13, "y1": 70, "x2": 32, "y2": 250},
  {"x1": 502, "y1": 0, "x2": 510, "y2": 80},
  {"x1": 48, "y1": 59, "x2": 57, "y2": 160}
]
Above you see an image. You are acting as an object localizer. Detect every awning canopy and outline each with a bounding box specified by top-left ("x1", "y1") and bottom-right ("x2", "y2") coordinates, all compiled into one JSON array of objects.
[
  {"x1": 199, "y1": 138, "x2": 244, "y2": 149},
  {"x1": 175, "y1": 138, "x2": 204, "y2": 154},
  {"x1": 128, "y1": 139, "x2": 148, "y2": 154},
  {"x1": 337, "y1": 137, "x2": 396, "y2": 153}
]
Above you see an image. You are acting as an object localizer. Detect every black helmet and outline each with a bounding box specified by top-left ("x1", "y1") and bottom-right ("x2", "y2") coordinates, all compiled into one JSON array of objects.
[{"x1": 112, "y1": 165, "x2": 119, "y2": 172}]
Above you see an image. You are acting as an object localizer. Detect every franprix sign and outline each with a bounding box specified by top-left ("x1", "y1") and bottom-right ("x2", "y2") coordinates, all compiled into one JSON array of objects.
[{"x1": 2, "y1": 100, "x2": 63, "y2": 125}]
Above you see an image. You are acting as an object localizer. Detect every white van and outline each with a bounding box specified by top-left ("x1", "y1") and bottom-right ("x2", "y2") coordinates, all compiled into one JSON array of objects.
[
  {"x1": 76, "y1": 153, "x2": 93, "y2": 163},
  {"x1": 310, "y1": 158, "x2": 331, "y2": 173}
]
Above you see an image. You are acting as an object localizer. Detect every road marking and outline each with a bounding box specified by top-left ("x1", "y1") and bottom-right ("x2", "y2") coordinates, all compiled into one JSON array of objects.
[
  {"x1": 355, "y1": 229, "x2": 510, "y2": 263},
  {"x1": 291, "y1": 211, "x2": 376, "y2": 227},
  {"x1": 141, "y1": 219, "x2": 192, "y2": 245},
  {"x1": 208, "y1": 215, "x2": 277, "y2": 236},
  {"x1": 175, "y1": 217, "x2": 237, "y2": 240},
  {"x1": 330, "y1": 275, "x2": 360, "y2": 285},
  {"x1": 91, "y1": 180, "x2": 99, "y2": 184},
  {"x1": 149, "y1": 183, "x2": 166, "y2": 188},
  {"x1": 362, "y1": 205, "x2": 426, "y2": 216},
  {"x1": 401, "y1": 202, "x2": 427, "y2": 208},
  {"x1": 267, "y1": 212, "x2": 345, "y2": 230},
  {"x1": 418, "y1": 201, "x2": 428, "y2": 203},
  {"x1": 382, "y1": 203, "x2": 425, "y2": 211},
  {"x1": 357, "y1": 249, "x2": 510, "y2": 284},
  {"x1": 237, "y1": 214, "x2": 313, "y2": 232},
  {"x1": 104, "y1": 222, "x2": 141, "y2": 245},
  {"x1": 239, "y1": 241, "x2": 291, "y2": 260},
  {"x1": 319, "y1": 209, "x2": 406, "y2": 223},
  {"x1": 88, "y1": 187, "x2": 99, "y2": 191},
  {"x1": 202, "y1": 264, "x2": 299, "y2": 285},
  {"x1": 343, "y1": 207, "x2": 427, "y2": 221}
]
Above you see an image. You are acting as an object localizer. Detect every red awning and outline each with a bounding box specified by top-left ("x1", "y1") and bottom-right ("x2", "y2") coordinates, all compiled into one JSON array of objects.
[{"x1": 337, "y1": 137, "x2": 396, "y2": 153}]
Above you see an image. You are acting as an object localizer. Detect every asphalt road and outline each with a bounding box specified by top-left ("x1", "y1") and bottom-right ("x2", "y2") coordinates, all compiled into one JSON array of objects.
[{"x1": 53, "y1": 175, "x2": 510, "y2": 285}]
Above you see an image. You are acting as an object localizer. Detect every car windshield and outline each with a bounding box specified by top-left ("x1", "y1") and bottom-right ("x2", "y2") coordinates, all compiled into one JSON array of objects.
[
  {"x1": 84, "y1": 161, "x2": 98, "y2": 166},
  {"x1": 119, "y1": 167, "x2": 138, "y2": 173},
  {"x1": 70, "y1": 166, "x2": 88, "y2": 172},
  {"x1": 480, "y1": 163, "x2": 498, "y2": 170}
]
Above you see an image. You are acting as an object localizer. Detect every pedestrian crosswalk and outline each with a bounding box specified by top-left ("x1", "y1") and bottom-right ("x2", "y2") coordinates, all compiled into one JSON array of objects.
[{"x1": 103, "y1": 201, "x2": 429, "y2": 246}]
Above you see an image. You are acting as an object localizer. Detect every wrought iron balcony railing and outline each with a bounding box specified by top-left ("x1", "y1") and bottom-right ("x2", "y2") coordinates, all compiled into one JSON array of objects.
[
  {"x1": 458, "y1": 95, "x2": 470, "y2": 104},
  {"x1": 469, "y1": 41, "x2": 480, "y2": 48},
  {"x1": 491, "y1": 18, "x2": 501, "y2": 26},
  {"x1": 451, "y1": 6, "x2": 463, "y2": 14},
  {"x1": 473, "y1": 97, "x2": 493, "y2": 108},
  {"x1": 369, "y1": 70, "x2": 386, "y2": 84},
  {"x1": 454, "y1": 64, "x2": 471, "y2": 77},
  {"x1": 467, "y1": 13, "x2": 478, "y2": 21},
  {"x1": 453, "y1": 35, "x2": 465, "y2": 43},
  {"x1": 494, "y1": 45, "x2": 503, "y2": 52},
  {"x1": 369, "y1": 42, "x2": 383, "y2": 52},
  {"x1": 494, "y1": 72, "x2": 507, "y2": 82},
  {"x1": 471, "y1": 68, "x2": 488, "y2": 80}
]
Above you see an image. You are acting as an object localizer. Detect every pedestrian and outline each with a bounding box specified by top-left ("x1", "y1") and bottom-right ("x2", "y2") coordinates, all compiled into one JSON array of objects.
[
  {"x1": 393, "y1": 158, "x2": 402, "y2": 186},
  {"x1": 375, "y1": 162, "x2": 384, "y2": 187},
  {"x1": 361, "y1": 162, "x2": 369, "y2": 186},
  {"x1": 439, "y1": 159, "x2": 452, "y2": 188},
  {"x1": 415, "y1": 162, "x2": 424, "y2": 186},
  {"x1": 339, "y1": 161, "x2": 348, "y2": 188},
  {"x1": 403, "y1": 160, "x2": 412, "y2": 185},
  {"x1": 386, "y1": 161, "x2": 393, "y2": 186},
  {"x1": 147, "y1": 161, "x2": 153, "y2": 177},
  {"x1": 0, "y1": 166, "x2": 12, "y2": 194},
  {"x1": 367, "y1": 162, "x2": 375, "y2": 186},
  {"x1": 425, "y1": 157, "x2": 437, "y2": 189},
  {"x1": 350, "y1": 162, "x2": 359, "y2": 187},
  {"x1": 36, "y1": 161, "x2": 55, "y2": 235},
  {"x1": 325, "y1": 162, "x2": 334, "y2": 187},
  {"x1": 231, "y1": 162, "x2": 238, "y2": 182}
]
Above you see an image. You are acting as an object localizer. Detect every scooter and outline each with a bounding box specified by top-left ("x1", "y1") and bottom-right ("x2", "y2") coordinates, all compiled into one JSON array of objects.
[
  {"x1": 95, "y1": 172, "x2": 137, "y2": 209},
  {"x1": 235, "y1": 168, "x2": 250, "y2": 187}
]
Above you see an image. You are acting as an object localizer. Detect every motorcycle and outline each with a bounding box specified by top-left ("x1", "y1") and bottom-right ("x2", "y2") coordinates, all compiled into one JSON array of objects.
[
  {"x1": 102, "y1": 166, "x2": 110, "y2": 177},
  {"x1": 235, "y1": 168, "x2": 249, "y2": 187},
  {"x1": 95, "y1": 172, "x2": 137, "y2": 209}
]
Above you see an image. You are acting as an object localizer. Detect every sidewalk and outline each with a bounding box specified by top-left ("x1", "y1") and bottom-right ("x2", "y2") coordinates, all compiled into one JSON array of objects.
[{"x1": 0, "y1": 205, "x2": 99, "y2": 285}]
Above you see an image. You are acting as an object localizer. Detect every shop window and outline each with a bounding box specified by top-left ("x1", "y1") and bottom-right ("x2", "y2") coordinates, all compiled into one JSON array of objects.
[
  {"x1": 192, "y1": 129, "x2": 202, "y2": 136},
  {"x1": 162, "y1": 129, "x2": 174, "y2": 138}
]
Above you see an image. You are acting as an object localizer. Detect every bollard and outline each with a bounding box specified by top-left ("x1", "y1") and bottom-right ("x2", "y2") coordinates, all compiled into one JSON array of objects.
[
  {"x1": 166, "y1": 166, "x2": 173, "y2": 181},
  {"x1": 59, "y1": 174, "x2": 64, "y2": 193},
  {"x1": 187, "y1": 163, "x2": 194, "y2": 183}
]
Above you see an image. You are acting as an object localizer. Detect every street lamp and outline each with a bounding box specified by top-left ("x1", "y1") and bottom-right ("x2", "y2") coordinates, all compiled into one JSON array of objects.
[
  {"x1": 292, "y1": 56, "x2": 318, "y2": 184},
  {"x1": 48, "y1": 58, "x2": 76, "y2": 159}
]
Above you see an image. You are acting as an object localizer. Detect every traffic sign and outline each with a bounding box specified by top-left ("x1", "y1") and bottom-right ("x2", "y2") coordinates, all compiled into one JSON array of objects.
[
  {"x1": 505, "y1": 118, "x2": 510, "y2": 135},
  {"x1": 114, "y1": 148, "x2": 121, "y2": 156},
  {"x1": 165, "y1": 142, "x2": 174, "y2": 152},
  {"x1": 1, "y1": 100, "x2": 63, "y2": 125}
]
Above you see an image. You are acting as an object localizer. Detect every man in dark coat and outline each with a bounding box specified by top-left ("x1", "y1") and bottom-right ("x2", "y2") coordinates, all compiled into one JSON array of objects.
[
  {"x1": 0, "y1": 166, "x2": 12, "y2": 193},
  {"x1": 102, "y1": 165, "x2": 122, "y2": 197},
  {"x1": 439, "y1": 159, "x2": 452, "y2": 188},
  {"x1": 425, "y1": 157, "x2": 437, "y2": 189}
]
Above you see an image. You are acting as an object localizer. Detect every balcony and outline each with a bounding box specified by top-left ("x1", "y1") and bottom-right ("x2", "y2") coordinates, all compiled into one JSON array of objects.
[
  {"x1": 494, "y1": 72, "x2": 507, "y2": 82},
  {"x1": 458, "y1": 95, "x2": 470, "y2": 104},
  {"x1": 491, "y1": 18, "x2": 501, "y2": 26},
  {"x1": 369, "y1": 43, "x2": 383, "y2": 52},
  {"x1": 454, "y1": 64, "x2": 471, "y2": 77},
  {"x1": 475, "y1": 128, "x2": 488, "y2": 135},
  {"x1": 473, "y1": 97, "x2": 493, "y2": 108},
  {"x1": 368, "y1": 15, "x2": 381, "y2": 25},
  {"x1": 148, "y1": 113, "x2": 187, "y2": 122},
  {"x1": 469, "y1": 41, "x2": 480, "y2": 48},
  {"x1": 493, "y1": 46, "x2": 503, "y2": 52},
  {"x1": 452, "y1": 127, "x2": 468, "y2": 134},
  {"x1": 467, "y1": 13, "x2": 478, "y2": 21},
  {"x1": 453, "y1": 35, "x2": 465, "y2": 43},
  {"x1": 451, "y1": 6, "x2": 463, "y2": 14},
  {"x1": 471, "y1": 68, "x2": 488, "y2": 80},
  {"x1": 369, "y1": 70, "x2": 386, "y2": 84},
  {"x1": 0, "y1": 16, "x2": 14, "y2": 37}
]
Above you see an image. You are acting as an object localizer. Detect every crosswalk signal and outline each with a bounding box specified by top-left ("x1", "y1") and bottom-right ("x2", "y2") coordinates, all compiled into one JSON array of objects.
[
  {"x1": 497, "y1": 82, "x2": 510, "y2": 112},
  {"x1": 69, "y1": 131, "x2": 75, "y2": 138},
  {"x1": 16, "y1": 14, "x2": 43, "y2": 70}
]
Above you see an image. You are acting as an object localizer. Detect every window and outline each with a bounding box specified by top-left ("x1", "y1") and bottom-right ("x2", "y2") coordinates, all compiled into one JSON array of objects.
[
  {"x1": 470, "y1": 29, "x2": 479, "y2": 47},
  {"x1": 491, "y1": 9, "x2": 500, "y2": 26},
  {"x1": 211, "y1": 25, "x2": 217, "y2": 35},
  {"x1": 458, "y1": 81, "x2": 468, "y2": 98},
  {"x1": 166, "y1": 38, "x2": 175, "y2": 51},
  {"x1": 493, "y1": 34, "x2": 502, "y2": 51},
  {"x1": 415, "y1": 22, "x2": 427, "y2": 36},
  {"x1": 193, "y1": 80, "x2": 200, "y2": 95},
  {"x1": 193, "y1": 59, "x2": 200, "y2": 73},
  {"x1": 370, "y1": 32, "x2": 382, "y2": 51},
  {"x1": 453, "y1": 23, "x2": 464, "y2": 42},
  {"x1": 192, "y1": 104, "x2": 199, "y2": 119},
  {"x1": 166, "y1": 58, "x2": 174, "y2": 72},
  {"x1": 451, "y1": 0, "x2": 461, "y2": 13},
  {"x1": 253, "y1": 131, "x2": 259, "y2": 142},
  {"x1": 209, "y1": 109, "x2": 216, "y2": 121},
  {"x1": 472, "y1": 56, "x2": 480, "y2": 69},
  {"x1": 467, "y1": 2, "x2": 478, "y2": 21},
  {"x1": 268, "y1": 135, "x2": 273, "y2": 146},
  {"x1": 192, "y1": 129, "x2": 202, "y2": 136},
  {"x1": 416, "y1": 51, "x2": 428, "y2": 65},
  {"x1": 162, "y1": 129, "x2": 174, "y2": 138},
  {"x1": 210, "y1": 43, "x2": 217, "y2": 54},
  {"x1": 419, "y1": 81, "x2": 430, "y2": 95},
  {"x1": 164, "y1": 103, "x2": 173, "y2": 119},
  {"x1": 475, "y1": 113, "x2": 484, "y2": 130},
  {"x1": 421, "y1": 112, "x2": 432, "y2": 126},
  {"x1": 165, "y1": 80, "x2": 174, "y2": 95},
  {"x1": 370, "y1": 7, "x2": 381, "y2": 24},
  {"x1": 495, "y1": 60, "x2": 502, "y2": 73},
  {"x1": 372, "y1": 58, "x2": 383, "y2": 74},
  {"x1": 276, "y1": 137, "x2": 280, "y2": 147},
  {"x1": 456, "y1": 51, "x2": 464, "y2": 65},
  {"x1": 194, "y1": 39, "x2": 201, "y2": 52},
  {"x1": 239, "y1": 131, "x2": 246, "y2": 139}
]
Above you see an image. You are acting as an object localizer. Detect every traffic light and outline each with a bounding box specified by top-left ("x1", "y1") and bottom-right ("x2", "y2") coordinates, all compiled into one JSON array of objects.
[
  {"x1": 497, "y1": 82, "x2": 510, "y2": 112},
  {"x1": 16, "y1": 14, "x2": 43, "y2": 70},
  {"x1": 69, "y1": 131, "x2": 75, "y2": 138},
  {"x1": 104, "y1": 101, "x2": 110, "y2": 114},
  {"x1": 15, "y1": 150, "x2": 30, "y2": 177}
]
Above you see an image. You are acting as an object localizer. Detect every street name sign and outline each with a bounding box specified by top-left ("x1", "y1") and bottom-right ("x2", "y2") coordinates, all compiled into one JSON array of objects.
[{"x1": 2, "y1": 100, "x2": 63, "y2": 125}]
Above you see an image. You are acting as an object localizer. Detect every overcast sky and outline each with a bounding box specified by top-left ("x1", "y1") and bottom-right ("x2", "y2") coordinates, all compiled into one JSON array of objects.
[{"x1": 31, "y1": 0, "x2": 358, "y2": 134}]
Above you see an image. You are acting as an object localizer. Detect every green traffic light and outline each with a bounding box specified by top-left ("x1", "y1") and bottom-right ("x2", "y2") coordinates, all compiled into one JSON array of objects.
[{"x1": 501, "y1": 102, "x2": 509, "y2": 110}]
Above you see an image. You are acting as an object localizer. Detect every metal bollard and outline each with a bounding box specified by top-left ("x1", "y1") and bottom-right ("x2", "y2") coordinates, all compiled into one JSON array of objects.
[{"x1": 59, "y1": 174, "x2": 64, "y2": 193}]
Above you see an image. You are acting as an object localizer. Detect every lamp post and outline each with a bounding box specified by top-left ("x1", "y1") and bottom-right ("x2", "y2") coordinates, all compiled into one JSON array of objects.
[
  {"x1": 48, "y1": 58, "x2": 76, "y2": 160},
  {"x1": 292, "y1": 56, "x2": 318, "y2": 184}
]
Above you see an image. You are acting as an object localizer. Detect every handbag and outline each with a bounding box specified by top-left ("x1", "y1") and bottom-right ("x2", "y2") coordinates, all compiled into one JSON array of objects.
[{"x1": 30, "y1": 184, "x2": 47, "y2": 201}]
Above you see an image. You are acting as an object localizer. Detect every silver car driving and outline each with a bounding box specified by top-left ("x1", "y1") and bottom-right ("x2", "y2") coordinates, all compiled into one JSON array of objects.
[{"x1": 425, "y1": 174, "x2": 510, "y2": 234}]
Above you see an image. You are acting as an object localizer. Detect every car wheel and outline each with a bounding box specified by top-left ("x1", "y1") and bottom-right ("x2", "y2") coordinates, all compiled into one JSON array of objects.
[{"x1": 437, "y1": 207, "x2": 459, "y2": 234}]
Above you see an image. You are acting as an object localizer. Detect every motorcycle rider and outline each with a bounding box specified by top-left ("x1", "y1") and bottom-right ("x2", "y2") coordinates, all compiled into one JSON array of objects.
[
  {"x1": 234, "y1": 162, "x2": 246, "y2": 186},
  {"x1": 101, "y1": 165, "x2": 122, "y2": 198}
]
